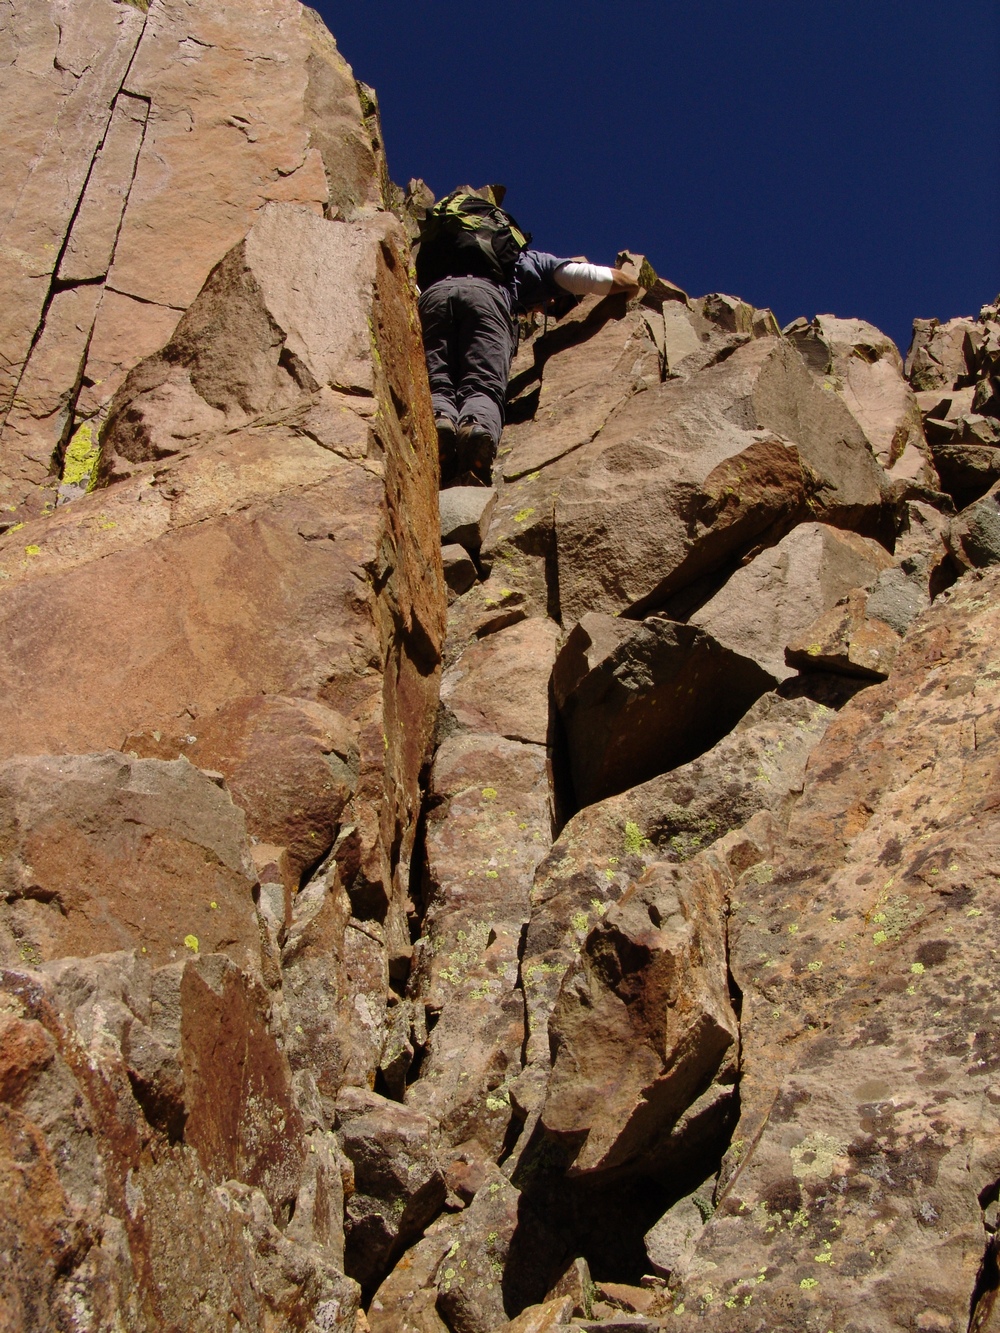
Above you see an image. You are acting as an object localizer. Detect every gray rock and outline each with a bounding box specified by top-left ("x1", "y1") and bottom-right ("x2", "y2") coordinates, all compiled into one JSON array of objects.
[
  {"x1": 645, "y1": 1189, "x2": 712, "y2": 1279},
  {"x1": 440, "y1": 486, "x2": 498, "y2": 551},
  {"x1": 690, "y1": 521, "x2": 894, "y2": 682},
  {"x1": 554, "y1": 612, "x2": 774, "y2": 808},
  {"x1": 866, "y1": 563, "x2": 931, "y2": 636},
  {"x1": 949, "y1": 481, "x2": 1000, "y2": 568},
  {"x1": 441, "y1": 542, "x2": 478, "y2": 596}
]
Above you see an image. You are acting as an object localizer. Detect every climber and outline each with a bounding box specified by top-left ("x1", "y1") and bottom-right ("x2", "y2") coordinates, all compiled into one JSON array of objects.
[{"x1": 416, "y1": 190, "x2": 640, "y2": 486}]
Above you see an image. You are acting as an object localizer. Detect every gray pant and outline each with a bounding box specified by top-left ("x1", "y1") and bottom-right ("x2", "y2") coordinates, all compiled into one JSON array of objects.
[{"x1": 418, "y1": 276, "x2": 515, "y2": 447}]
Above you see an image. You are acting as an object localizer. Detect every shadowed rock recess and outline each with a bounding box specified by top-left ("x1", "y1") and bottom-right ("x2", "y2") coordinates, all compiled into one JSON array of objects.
[{"x1": 2, "y1": 6, "x2": 1000, "y2": 1332}]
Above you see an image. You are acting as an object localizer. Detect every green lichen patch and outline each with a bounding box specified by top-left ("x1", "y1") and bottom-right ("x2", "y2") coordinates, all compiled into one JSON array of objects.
[
  {"x1": 623, "y1": 820, "x2": 650, "y2": 856},
  {"x1": 61, "y1": 422, "x2": 100, "y2": 491}
]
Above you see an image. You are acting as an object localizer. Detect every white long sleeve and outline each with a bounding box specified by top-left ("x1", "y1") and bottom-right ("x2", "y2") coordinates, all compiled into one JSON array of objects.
[{"x1": 553, "y1": 260, "x2": 616, "y2": 296}]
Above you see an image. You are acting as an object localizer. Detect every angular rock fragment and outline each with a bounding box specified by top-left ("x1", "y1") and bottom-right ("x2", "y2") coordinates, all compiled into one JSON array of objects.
[
  {"x1": 280, "y1": 860, "x2": 391, "y2": 1120},
  {"x1": 554, "y1": 612, "x2": 774, "y2": 806},
  {"x1": 368, "y1": 1226, "x2": 455, "y2": 1333},
  {"x1": 539, "y1": 850, "x2": 740, "y2": 1177},
  {"x1": 501, "y1": 1295, "x2": 575, "y2": 1332},
  {"x1": 433, "y1": 1167, "x2": 525, "y2": 1333},
  {"x1": 786, "y1": 313, "x2": 935, "y2": 485},
  {"x1": 442, "y1": 543, "x2": 479, "y2": 598},
  {"x1": 690, "y1": 520, "x2": 895, "y2": 682},
  {"x1": 500, "y1": 308, "x2": 663, "y2": 480},
  {"x1": 127, "y1": 694, "x2": 359, "y2": 885},
  {"x1": 786, "y1": 586, "x2": 902, "y2": 679},
  {"x1": 671, "y1": 566, "x2": 1000, "y2": 1330},
  {"x1": 905, "y1": 314, "x2": 978, "y2": 389},
  {"x1": 644, "y1": 1187, "x2": 711, "y2": 1280},
  {"x1": 520, "y1": 691, "x2": 831, "y2": 1076},
  {"x1": 948, "y1": 480, "x2": 1000, "y2": 568},
  {"x1": 440, "y1": 617, "x2": 560, "y2": 746},
  {"x1": 439, "y1": 487, "x2": 498, "y2": 552},
  {"x1": 336, "y1": 1087, "x2": 447, "y2": 1295},
  {"x1": 550, "y1": 336, "x2": 893, "y2": 621}
]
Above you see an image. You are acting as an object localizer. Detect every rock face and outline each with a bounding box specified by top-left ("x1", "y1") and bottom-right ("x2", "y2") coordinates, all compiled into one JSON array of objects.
[
  {"x1": 2, "y1": 6, "x2": 998, "y2": 1332},
  {"x1": 0, "y1": 4, "x2": 439, "y2": 1327}
]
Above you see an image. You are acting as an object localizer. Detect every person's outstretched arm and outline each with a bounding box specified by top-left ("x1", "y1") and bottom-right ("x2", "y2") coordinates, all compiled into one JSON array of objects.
[{"x1": 553, "y1": 260, "x2": 641, "y2": 297}]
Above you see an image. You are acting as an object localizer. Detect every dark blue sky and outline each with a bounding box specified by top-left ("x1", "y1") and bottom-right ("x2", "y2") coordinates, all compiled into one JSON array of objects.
[{"x1": 314, "y1": 0, "x2": 999, "y2": 355}]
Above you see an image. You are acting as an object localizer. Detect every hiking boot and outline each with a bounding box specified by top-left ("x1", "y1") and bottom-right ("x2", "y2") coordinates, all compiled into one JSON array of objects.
[
  {"x1": 436, "y1": 414, "x2": 458, "y2": 484},
  {"x1": 457, "y1": 417, "x2": 496, "y2": 486}
]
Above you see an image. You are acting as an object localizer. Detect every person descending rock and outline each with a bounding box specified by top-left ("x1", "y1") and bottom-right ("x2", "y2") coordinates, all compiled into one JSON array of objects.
[{"x1": 416, "y1": 188, "x2": 640, "y2": 486}]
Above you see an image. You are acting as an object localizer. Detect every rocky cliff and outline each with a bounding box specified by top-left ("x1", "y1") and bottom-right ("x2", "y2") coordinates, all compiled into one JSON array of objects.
[{"x1": 2, "y1": 3, "x2": 1000, "y2": 1331}]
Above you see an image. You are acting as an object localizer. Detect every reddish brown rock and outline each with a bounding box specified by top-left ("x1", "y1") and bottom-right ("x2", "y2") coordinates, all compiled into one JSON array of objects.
[
  {"x1": 129, "y1": 694, "x2": 359, "y2": 886},
  {"x1": 336, "y1": 1087, "x2": 446, "y2": 1295},
  {"x1": 491, "y1": 335, "x2": 894, "y2": 624},
  {"x1": 787, "y1": 314, "x2": 936, "y2": 485},
  {"x1": 440, "y1": 617, "x2": 560, "y2": 746},
  {"x1": 0, "y1": 752, "x2": 260, "y2": 973},
  {"x1": 690, "y1": 520, "x2": 895, "y2": 682},
  {"x1": 905, "y1": 314, "x2": 978, "y2": 390},
  {"x1": 500, "y1": 306, "x2": 662, "y2": 481},
  {"x1": 786, "y1": 585, "x2": 903, "y2": 679},
  {"x1": 0, "y1": 960, "x2": 360, "y2": 1331},
  {"x1": 0, "y1": 0, "x2": 387, "y2": 525},
  {"x1": 520, "y1": 691, "x2": 832, "y2": 1080},
  {"x1": 670, "y1": 567, "x2": 1000, "y2": 1330},
  {"x1": 0, "y1": 201, "x2": 444, "y2": 987},
  {"x1": 368, "y1": 1226, "x2": 454, "y2": 1333},
  {"x1": 554, "y1": 612, "x2": 774, "y2": 806},
  {"x1": 539, "y1": 844, "x2": 741, "y2": 1178},
  {"x1": 280, "y1": 860, "x2": 391, "y2": 1119}
]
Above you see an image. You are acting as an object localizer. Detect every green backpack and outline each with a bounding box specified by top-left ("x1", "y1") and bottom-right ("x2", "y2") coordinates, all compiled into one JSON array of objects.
[{"x1": 415, "y1": 191, "x2": 531, "y2": 288}]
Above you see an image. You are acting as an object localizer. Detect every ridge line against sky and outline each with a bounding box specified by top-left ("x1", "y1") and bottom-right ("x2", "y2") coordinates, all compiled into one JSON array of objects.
[{"x1": 314, "y1": 0, "x2": 1000, "y2": 354}]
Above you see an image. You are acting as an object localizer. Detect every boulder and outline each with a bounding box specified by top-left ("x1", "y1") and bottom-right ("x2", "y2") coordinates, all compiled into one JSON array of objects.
[
  {"x1": 440, "y1": 617, "x2": 560, "y2": 746},
  {"x1": 949, "y1": 480, "x2": 1000, "y2": 568},
  {"x1": 786, "y1": 314, "x2": 935, "y2": 484},
  {"x1": 672, "y1": 566, "x2": 1000, "y2": 1330},
  {"x1": 500, "y1": 308, "x2": 662, "y2": 481},
  {"x1": 126, "y1": 695, "x2": 359, "y2": 886},
  {"x1": 905, "y1": 314, "x2": 978, "y2": 390},
  {"x1": 439, "y1": 487, "x2": 498, "y2": 552},
  {"x1": 644, "y1": 1189, "x2": 710, "y2": 1280},
  {"x1": 368, "y1": 1226, "x2": 455, "y2": 1333},
  {"x1": 689, "y1": 520, "x2": 895, "y2": 682},
  {"x1": 501, "y1": 1295, "x2": 575, "y2": 1332},
  {"x1": 538, "y1": 838, "x2": 746, "y2": 1178},
  {"x1": 433, "y1": 1167, "x2": 526, "y2": 1333},
  {"x1": 0, "y1": 959, "x2": 359, "y2": 1331},
  {"x1": 786, "y1": 586, "x2": 903, "y2": 679},
  {"x1": 553, "y1": 612, "x2": 774, "y2": 807},
  {"x1": 442, "y1": 544, "x2": 478, "y2": 598},
  {"x1": 520, "y1": 692, "x2": 832, "y2": 1076},
  {"x1": 336, "y1": 1087, "x2": 447, "y2": 1295},
  {"x1": 551, "y1": 336, "x2": 893, "y2": 622},
  {"x1": 0, "y1": 199, "x2": 445, "y2": 985}
]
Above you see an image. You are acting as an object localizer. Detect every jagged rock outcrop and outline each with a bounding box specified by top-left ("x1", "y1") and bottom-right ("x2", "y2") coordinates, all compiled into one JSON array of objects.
[{"x1": 3, "y1": 4, "x2": 999, "y2": 1330}]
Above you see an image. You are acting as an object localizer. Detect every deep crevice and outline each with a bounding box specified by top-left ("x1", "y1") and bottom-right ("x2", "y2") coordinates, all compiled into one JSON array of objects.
[{"x1": 969, "y1": 1234, "x2": 999, "y2": 1331}]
